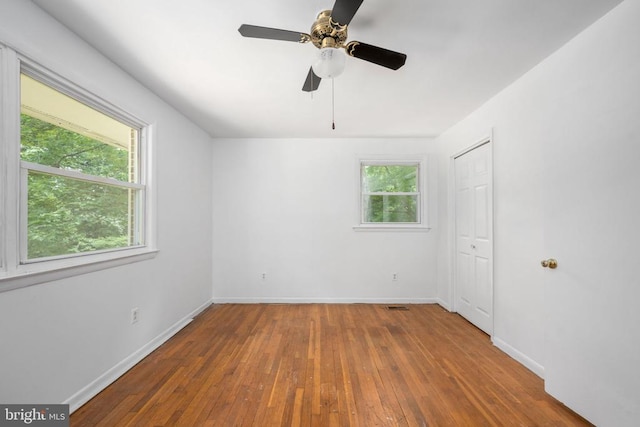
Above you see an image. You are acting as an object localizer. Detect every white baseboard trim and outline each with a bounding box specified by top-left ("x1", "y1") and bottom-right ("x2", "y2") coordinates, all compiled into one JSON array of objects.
[
  {"x1": 64, "y1": 299, "x2": 213, "y2": 413},
  {"x1": 435, "y1": 298, "x2": 452, "y2": 311},
  {"x1": 212, "y1": 297, "x2": 439, "y2": 304},
  {"x1": 492, "y1": 336, "x2": 545, "y2": 379}
]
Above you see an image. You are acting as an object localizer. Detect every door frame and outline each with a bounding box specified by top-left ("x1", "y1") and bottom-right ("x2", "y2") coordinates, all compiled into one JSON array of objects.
[{"x1": 449, "y1": 132, "x2": 494, "y2": 334}]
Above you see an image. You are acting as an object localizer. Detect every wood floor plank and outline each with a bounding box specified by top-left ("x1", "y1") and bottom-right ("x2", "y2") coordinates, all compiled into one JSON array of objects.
[{"x1": 71, "y1": 304, "x2": 592, "y2": 426}]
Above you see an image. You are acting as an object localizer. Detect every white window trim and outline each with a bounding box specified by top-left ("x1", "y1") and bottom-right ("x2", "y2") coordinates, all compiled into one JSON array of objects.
[
  {"x1": 0, "y1": 46, "x2": 157, "y2": 293},
  {"x1": 353, "y1": 156, "x2": 431, "y2": 232}
]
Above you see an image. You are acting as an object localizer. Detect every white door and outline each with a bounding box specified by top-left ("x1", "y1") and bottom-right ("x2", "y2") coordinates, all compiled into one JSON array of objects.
[
  {"x1": 542, "y1": 102, "x2": 640, "y2": 423},
  {"x1": 454, "y1": 141, "x2": 493, "y2": 335}
]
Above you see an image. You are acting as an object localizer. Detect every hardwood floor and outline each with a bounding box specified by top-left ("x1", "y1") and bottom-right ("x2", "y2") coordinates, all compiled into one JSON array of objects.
[{"x1": 71, "y1": 304, "x2": 591, "y2": 426}]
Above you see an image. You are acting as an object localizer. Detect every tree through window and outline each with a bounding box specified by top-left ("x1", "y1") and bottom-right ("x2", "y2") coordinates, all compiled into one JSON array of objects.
[
  {"x1": 20, "y1": 72, "x2": 145, "y2": 260},
  {"x1": 360, "y1": 162, "x2": 421, "y2": 224}
]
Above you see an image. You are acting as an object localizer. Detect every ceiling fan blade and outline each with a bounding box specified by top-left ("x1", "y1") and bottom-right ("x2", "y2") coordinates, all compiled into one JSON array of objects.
[
  {"x1": 238, "y1": 24, "x2": 311, "y2": 43},
  {"x1": 345, "y1": 41, "x2": 407, "y2": 70},
  {"x1": 302, "y1": 67, "x2": 322, "y2": 92},
  {"x1": 330, "y1": 0, "x2": 364, "y2": 26}
]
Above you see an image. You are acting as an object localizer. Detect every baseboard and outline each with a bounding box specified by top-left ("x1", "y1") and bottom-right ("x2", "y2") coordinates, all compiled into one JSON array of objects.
[
  {"x1": 435, "y1": 298, "x2": 452, "y2": 311},
  {"x1": 492, "y1": 336, "x2": 545, "y2": 379},
  {"x1": 64, "y1": 299, "x2": 212, "y2": 413},
  {"x1": 212, "y1": 297, "x2": 439, "y2": 304}
]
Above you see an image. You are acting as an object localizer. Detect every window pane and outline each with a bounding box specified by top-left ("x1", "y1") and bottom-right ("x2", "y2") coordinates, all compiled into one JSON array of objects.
[
  {"x1": 363, "y1": 195, "x2": 418, "y2": 223},
  {"x1": 27, "y1": 171, "x2": 141, "y2": 259},
  {"x1": 362, "y1": 165, "x2": 418, "y2": 193},
  {"x1": 20, "y1": 74, "x2": 137, "y2": 183}
]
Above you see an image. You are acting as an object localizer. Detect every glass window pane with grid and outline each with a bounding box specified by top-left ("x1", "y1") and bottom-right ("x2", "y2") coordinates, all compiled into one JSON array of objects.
[
  {"x1": 20, "y1": 73, "x2": 144, "y2": 261},
  {"x1": 361, "y1": 163, "x2": 420, "y2": 224}
]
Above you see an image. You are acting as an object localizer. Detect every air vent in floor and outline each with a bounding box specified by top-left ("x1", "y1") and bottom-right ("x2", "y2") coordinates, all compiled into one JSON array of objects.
[{"x1": 386, "y1": 306, "x2": 409, "y2": 311}]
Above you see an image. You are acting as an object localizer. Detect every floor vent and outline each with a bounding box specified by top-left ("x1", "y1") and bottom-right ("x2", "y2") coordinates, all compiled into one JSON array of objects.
[{"x1": 386, "y1": 305, "x2": 409, "y2": 311}]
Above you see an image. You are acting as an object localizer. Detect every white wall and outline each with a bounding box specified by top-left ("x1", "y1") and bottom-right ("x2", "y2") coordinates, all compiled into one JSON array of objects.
[
  {"x1": 3, "y1": 0, "x2": 635, "y2": 418},
  {"x1": 435, "y1": 0, "x2": 640, "y2": 377},
  {"x1": 212, "y1": 138, "x2": 438, "y2": 303},
  {"x1": 0, "y1": 0, "x2": 213, "y2": 409}
]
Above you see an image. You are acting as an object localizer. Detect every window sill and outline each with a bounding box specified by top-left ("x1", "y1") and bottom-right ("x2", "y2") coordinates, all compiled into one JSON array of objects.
[
  {"x1": 0, "y1": 248, "x2": 158, "y2": 293},
  {"x1": 353, "y1": 225, "x2": 432, "y2": 232}
]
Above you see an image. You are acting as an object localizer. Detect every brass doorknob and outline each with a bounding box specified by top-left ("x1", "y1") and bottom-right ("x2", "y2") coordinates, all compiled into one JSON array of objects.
[{"x1": 541, "y1": 258, "x2": 558, "y2": 269}]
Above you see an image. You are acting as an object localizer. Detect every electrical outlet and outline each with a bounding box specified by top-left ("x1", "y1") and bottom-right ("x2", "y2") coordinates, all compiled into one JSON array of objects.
[
  {"x1": 392, "y1": 273, "x2": 398, "y2": 281},
  {"x1": 261, "y1": 272, "x2": 267, "y2": 280},
  {"x1": 131, "y1": 308, "x2": 139, "y2": 324}
]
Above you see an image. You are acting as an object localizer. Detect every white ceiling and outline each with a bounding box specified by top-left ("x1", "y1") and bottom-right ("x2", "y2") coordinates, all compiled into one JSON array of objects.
[{"x1": 33, "y1": 0, "x2": 622, "y2": 139}]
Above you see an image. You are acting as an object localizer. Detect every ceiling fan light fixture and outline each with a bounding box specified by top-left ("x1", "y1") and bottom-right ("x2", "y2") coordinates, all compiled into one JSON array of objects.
[{"x1": 312, "y1": 47, "x2": 346, "y2": 79}]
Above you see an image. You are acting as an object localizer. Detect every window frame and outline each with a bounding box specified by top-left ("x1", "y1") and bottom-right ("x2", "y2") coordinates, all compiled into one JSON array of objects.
[
  {"x1": 354, "y1": 156, "x2": 430, "y2": 232},
  {"x1": 0, "y1": 46, "x2": 157, "y2": 292}
]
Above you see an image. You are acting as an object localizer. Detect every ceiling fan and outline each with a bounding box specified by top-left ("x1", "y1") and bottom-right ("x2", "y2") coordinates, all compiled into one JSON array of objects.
[{"x1": 238, "y1": 0, "x2": 407, "y2": 92}]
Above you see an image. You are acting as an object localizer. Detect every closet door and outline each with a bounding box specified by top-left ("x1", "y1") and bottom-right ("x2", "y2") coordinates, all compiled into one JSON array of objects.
[{"x1": 454, "y1": 142, "x2": 493, "y2": 335}]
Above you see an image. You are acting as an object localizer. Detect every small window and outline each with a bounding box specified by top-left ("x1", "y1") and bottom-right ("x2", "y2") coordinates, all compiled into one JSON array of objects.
[
  {"x1": 20, "y1": 72, "x2": 145, "y2": 261},
  {"x1": 360, "y1": 161, "x2": 422, "y2": 226}
]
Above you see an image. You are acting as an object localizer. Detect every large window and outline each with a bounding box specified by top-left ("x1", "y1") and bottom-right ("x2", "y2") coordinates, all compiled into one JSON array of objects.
[
  {"x1": 358, "y1": 159, "x2": 428, "y2": 230},
  {"x1": 0, "y1": 48, "x2": 154, "y2": 291},
  {"x1": 20, "y1": 73, "x2": 144, "y2": 261}
]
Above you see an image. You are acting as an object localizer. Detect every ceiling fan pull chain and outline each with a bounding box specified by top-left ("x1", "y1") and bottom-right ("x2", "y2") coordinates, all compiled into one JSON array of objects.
[{"x1": 332, "y1": 78, "x2": 336, "y2": 130}]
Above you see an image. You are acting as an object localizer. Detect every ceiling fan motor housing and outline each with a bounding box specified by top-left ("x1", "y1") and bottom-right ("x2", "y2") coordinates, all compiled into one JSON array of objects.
[{"x1": 310, "y1": 10, "x2": 348, "y2": 49}]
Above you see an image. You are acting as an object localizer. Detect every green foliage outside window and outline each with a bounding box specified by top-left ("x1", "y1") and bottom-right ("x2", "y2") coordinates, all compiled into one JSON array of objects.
[
  {"x1": 21, "y1": 114, "x2": 134, "y2": 259},
  {"x1": 361, "y1": 165, "x2": 417, "y2": 193},
  {"x1": 362, "y1": 164, "x2": 419, "y2": 223}
]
